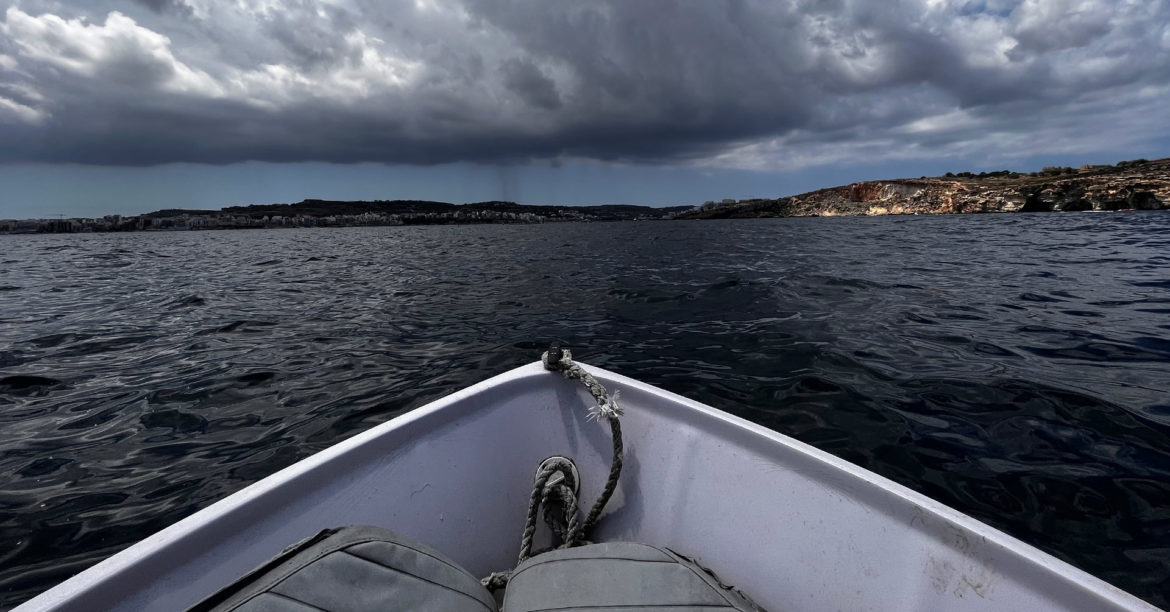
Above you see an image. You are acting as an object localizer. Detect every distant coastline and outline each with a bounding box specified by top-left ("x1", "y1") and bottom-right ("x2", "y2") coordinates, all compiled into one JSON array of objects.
[
  {"x1": 3, "y1": 157, "x2": 1167, "y2": 234},
  {"x1": 0, "y1": 200, "x2": 692, "y2": 234}
]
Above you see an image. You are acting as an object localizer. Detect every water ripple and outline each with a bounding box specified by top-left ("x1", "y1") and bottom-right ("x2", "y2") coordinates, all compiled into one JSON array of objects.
[{"x1": 1, "y1": 214, "x2": 1170, "y2": 608}]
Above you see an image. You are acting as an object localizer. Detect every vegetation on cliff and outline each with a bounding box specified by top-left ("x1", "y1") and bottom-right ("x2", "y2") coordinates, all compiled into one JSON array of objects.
[{"x1": 675, "y1": 158, "x2": 1169, "y2": 219}]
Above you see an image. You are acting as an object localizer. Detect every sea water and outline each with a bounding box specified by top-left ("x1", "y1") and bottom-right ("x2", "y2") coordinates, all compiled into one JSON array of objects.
[{"x1": 2, "y1": 213, "x2": 1169, "y2": 608}]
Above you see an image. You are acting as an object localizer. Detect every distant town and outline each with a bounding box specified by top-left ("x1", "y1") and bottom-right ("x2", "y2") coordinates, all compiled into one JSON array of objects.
[{"x1": 0, "y1": 200, "x2": 692, "y2": 234}]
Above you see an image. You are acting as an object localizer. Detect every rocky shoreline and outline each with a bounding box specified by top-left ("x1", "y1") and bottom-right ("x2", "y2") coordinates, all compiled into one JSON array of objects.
[{"x1": 676, "y1": 157, "x2": 1170, "y2": 219}]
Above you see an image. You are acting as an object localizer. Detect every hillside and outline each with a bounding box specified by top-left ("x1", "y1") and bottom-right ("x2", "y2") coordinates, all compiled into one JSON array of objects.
[
  {"x1": 676, "y1": 158, "x2": 1170, "y2": 219},
  {"x1": 219, "y1": 199, "x2": 691, "y2": 222}
]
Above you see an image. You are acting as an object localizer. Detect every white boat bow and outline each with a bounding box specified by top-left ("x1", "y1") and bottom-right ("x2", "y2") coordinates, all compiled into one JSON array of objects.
[{"x1": 17, "y1": 361, "x2": 1159, "y2": 611}]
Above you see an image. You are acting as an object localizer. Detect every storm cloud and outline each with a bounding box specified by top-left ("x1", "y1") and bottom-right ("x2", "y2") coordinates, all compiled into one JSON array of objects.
[{"x1": 0, "y1": 0, "x2": 1167, "y2": 170}]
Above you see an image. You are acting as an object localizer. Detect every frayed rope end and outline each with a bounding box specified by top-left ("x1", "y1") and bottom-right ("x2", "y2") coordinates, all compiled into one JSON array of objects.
[{"x1": 587, "y1": 389, "x2": 623, "y2": 421}]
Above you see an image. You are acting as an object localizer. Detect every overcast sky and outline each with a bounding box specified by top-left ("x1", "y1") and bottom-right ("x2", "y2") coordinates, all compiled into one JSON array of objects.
[{"x1": 1, "y1": 0, "x2": 1168, "y2": 217}]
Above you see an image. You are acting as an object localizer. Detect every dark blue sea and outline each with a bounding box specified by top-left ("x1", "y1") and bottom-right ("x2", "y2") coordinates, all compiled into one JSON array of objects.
[{"x1": 2, "y1": 214, "x2": 1169, "y2": 609}]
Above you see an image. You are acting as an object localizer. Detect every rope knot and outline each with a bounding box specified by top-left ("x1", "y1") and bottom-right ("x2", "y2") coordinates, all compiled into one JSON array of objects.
[
  {"x1": 541, "y1": 345, "x2": 570, "y2": 371},
  {"x1": 483, "y1": 345, "x2": 625, "y2": 593},
  {"x1": 481, "y1": 571, "x2": 510, "y2": 591},
  {"x1": 541, "y1": 345, "x2": 624, "y2": 421}
]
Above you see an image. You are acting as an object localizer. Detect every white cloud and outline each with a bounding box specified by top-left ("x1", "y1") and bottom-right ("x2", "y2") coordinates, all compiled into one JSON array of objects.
[
  {"x1": 1011, "y1": 0, "x2": 1113, "y2": 52},
  {"x1": 698, "y1": 76, "x2": 1170, "y2": 174},
  {"x1": 1, "y1": 7, "x2": 424, "y2": 111},
  {"x1": 2, "y1": 8, "x2": 222, "y2": 96},
  {"x1": 950, "y1": 13, "x2": 1019, "y2": 69},
  {"x1": 898, "y1": 110, "x2": 980, "y2": 135},
  {"x1": 0, "y1": 95, "x2": 47, "y2": 124},
  {"x1": 220, "y1": 31, "x2": 420, "y2": 110}
]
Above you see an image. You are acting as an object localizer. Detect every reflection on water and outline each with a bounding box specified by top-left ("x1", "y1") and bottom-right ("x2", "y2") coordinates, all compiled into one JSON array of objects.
[{"x1": 2, "y1": 213, "x2": 1169, "y2": 608}]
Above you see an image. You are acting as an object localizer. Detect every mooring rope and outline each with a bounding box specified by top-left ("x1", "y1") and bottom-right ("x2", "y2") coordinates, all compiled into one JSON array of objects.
[
  {"x1": 518, "y1": 457, "x2": 581, "y2": 561},
  {"x1": 480, "y1": 345, "x2": 625, "y2": 592}
]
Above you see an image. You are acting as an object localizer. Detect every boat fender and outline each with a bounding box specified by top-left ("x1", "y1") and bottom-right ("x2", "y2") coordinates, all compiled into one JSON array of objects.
[
  {"x1": 185, "y1": 525, "x2": 497, "y2": 612},
  {"x1": 502, "y1": 541, "x2": 767, "y2": 612}
]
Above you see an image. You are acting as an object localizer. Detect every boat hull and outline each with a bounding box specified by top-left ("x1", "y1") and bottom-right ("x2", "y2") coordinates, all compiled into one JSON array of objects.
[{"x1": 17, "y1": 362, "x2": 1156, "y2": 611}]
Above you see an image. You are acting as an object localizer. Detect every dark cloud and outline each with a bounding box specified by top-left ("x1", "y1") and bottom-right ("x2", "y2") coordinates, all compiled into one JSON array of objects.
[
  {"x1": 500, "y1": 58, "x2": 561, "y2": 110},
  {"x1": 130, "y1": 0, "x2": 193, "y2": 17},
  {"x1": 0, "y1": 0, "x2": 1167, "y2": 170}
]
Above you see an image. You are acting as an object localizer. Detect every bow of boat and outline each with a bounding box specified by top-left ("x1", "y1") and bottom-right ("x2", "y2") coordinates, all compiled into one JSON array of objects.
[{"x1": 18, "y1": 361, "x2": 1157, "y2": 612}]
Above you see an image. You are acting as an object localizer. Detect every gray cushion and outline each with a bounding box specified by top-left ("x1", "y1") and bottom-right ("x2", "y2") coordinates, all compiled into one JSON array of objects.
[
  {"x1": 502, "y1": 541, "x2": 765, "y2": 611},
  {"x1": 188, "y1": 525, "x2": 496, "y2": 612}
]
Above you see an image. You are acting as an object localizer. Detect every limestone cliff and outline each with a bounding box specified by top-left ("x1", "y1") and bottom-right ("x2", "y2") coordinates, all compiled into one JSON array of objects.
[{"x1": 675, "y1": 158, "x2": 1170, "y2": 219}]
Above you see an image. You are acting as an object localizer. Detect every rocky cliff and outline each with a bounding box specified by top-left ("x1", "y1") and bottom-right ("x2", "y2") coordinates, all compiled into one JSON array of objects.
[{"x1": 675, "y1": 158, "x2": 1170, "y2": 219}]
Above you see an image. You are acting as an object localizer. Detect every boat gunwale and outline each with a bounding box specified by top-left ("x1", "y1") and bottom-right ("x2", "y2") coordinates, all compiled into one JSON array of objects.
[
  {"x1": 18, "y1": 361, "x2": 1158, "y2": 611},
  {"x1": 602, "y1": 363, "x2": 1157, "y2": 611},
  {"x1": 18, "y1": 363, "x2": 542, "y2": 610}
]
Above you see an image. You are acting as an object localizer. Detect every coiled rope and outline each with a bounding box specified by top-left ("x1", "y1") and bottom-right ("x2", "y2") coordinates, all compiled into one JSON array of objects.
[{"x1": 481, "y1": 345, "x2": 625, "y2": 593}]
